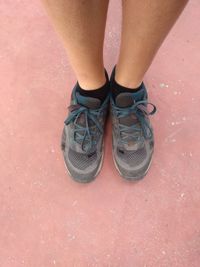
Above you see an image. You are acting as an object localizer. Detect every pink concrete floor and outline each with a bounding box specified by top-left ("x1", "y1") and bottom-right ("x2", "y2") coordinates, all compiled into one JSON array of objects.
[{"x1": 1, "y1": 1, "x2": 200, "y2": 266}]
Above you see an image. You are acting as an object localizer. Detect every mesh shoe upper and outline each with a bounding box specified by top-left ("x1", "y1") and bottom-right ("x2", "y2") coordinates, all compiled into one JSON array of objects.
[
  {"x1": 61, "y1": 84, "x2": 109, "y2": 181},
  {"x1": 111, "y1": 83, "x2": 156, "y2": 178},
  {"x1": 68, "y1": 148, "x2": 97, "y2": 170}
]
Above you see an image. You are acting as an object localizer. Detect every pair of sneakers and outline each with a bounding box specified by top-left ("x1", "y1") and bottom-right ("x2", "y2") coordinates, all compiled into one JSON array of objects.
[{"x1": 61, "y1": 69, "x2": 156, "y2": 183}]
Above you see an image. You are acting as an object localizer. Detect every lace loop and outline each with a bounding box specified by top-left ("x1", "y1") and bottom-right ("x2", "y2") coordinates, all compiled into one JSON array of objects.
[
  {"x1": 64, "y1": 96, "x2": 109, "y2": 152},
  {"x1": 112, "y1": 100, "x2": 156, "y2": 144}
]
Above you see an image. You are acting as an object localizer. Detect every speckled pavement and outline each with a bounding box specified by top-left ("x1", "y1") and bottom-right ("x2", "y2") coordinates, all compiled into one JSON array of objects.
[{"x1": 0, "y1": 1, "x2": 200, "y2": 266}]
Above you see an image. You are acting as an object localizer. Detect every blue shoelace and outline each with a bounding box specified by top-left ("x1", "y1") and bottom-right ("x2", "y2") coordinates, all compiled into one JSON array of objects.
[
  {"x1": 112, "y1": 100, "x2": 156, "y2": 144},
  {"x1": 64, "y1": 98, "x2": 109, "y2": 152}
]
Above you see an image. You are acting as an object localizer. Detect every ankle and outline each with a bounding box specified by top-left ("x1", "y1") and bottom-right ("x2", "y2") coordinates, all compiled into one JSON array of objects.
[
  {"x1": 115, "y1": 66, "x2": 143, "y2": 89},
  {"x1": 77, "y1": 71, "x2": 107, "y2": 90}
]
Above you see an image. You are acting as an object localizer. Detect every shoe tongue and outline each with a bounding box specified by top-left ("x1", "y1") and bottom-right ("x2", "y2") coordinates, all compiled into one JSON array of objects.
[
  {"x1": 115, "y1": 89, "x2": 145, "y2": 108},
  {"x1": 115, "y1": 89, "x2": 146, "y2": 149},
  {"x1": 115, "y1": 92, "x2": 135, "y2": 108},
  {"x1": 115, "y1": 90, "x2": 145, "y2": 127},
  {"x1": 76, "y1": 93, "x2": 101, "y2": 109},
  {"x1": 73, "y1": 93, "x2": 100, "y2": 151}
]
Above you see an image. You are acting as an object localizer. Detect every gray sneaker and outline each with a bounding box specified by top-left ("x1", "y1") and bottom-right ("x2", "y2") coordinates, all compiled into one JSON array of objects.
[
  {"x1": 61, "y1": 84, "x2": 109, "y2": 183},
  {"x1": 110, "y1": 83, "x2": 156, "y2": 180}
]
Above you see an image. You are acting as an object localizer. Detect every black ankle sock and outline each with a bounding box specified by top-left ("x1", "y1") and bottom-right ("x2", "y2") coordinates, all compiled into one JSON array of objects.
[
  {"x1": 110, "y1": 68, "x2": 143, "y2": 100},
  {"x1": 76, "y1": 70, "x2": 109, "y2": 103}
]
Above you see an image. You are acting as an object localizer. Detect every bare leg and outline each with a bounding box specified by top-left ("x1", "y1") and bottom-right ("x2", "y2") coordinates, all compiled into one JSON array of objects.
[
  {"x1": 116, "y1": 0, "x2": 188, "y2": 88},
  {"x1": 41, "y1": 0, "x2": 109, "y2": 89}
]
